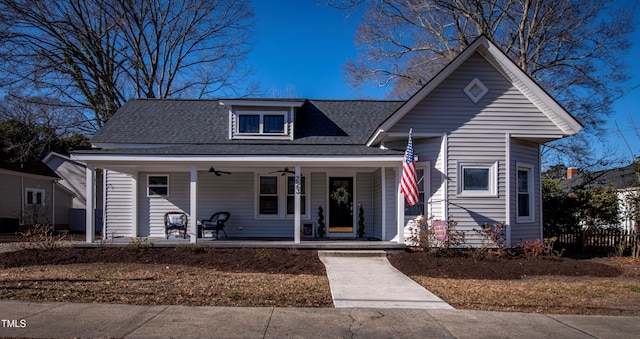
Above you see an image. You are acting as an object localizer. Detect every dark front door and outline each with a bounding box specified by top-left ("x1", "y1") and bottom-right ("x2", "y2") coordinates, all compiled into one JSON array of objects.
[{"x1": 329, "y1": 177, "x2": 354, "y2": 234}]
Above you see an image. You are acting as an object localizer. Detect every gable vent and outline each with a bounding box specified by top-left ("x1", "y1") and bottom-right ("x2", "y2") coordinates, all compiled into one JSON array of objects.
[{"x1": 464, "y1": 77, "x2": 488, "y2": 104}]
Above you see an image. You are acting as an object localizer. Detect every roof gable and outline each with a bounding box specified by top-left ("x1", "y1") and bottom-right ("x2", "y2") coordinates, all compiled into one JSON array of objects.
[{"x1": 367, "y1": 35, "x2": 583, "y2": 146}]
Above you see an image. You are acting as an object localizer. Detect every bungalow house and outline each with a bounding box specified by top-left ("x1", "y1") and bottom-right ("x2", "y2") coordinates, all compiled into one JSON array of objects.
[
  {"x1": 72, "y1": 35, "x2": 582, "y2": 245},
  {"x1": 0, "y1": 161, "x2": 74, "y2": 231}
]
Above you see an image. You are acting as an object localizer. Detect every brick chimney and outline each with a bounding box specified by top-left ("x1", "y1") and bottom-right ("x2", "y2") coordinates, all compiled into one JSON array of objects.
[{"x1": 567, "y1": 167, "x2": 579, "y2": 180}]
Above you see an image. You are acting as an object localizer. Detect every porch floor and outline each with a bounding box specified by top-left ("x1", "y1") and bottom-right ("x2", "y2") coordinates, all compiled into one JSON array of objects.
[{"x1": 75, "y1": 237, "x2": 407, "y2": 251}]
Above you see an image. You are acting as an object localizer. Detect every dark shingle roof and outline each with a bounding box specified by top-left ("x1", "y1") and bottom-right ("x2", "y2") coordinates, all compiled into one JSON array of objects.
[
  {"x1": 567, "y1": 163, "x2": 640, "y2": 191},
  {"x1": 91, "y1": 99, "x2": 403, "y2": 147},
  {"x1": 0, "y1": 160, "x2": 58, "y2": 178}
]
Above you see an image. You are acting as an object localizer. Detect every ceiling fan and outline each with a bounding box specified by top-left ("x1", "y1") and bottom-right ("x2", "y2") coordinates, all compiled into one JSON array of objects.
[
  {"x1": 198, "y1": 167, "x2": 231, "y2": 176},
  {"x1": 271, "y1": 167, "x2": 295, "y2": 176}
]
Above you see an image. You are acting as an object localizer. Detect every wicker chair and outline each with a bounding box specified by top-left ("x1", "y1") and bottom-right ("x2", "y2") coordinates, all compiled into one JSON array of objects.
[
  {"x1": 201, "y1": 212, "x2": 230, "y2": 239},
  {"x1": 165, "y1": 211, "x2": 188, "y2": 239}
]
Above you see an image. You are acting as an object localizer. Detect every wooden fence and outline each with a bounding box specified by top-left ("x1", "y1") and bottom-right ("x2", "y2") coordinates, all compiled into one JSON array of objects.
[{"x1": 555, "y1": 229, "x2": 639, "y2": 257}]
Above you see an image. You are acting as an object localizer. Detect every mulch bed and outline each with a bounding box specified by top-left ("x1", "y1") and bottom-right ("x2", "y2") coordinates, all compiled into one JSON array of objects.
[
  {"x1": 387, "y1": 251, "x2": 624, "y2": 280},
  {"x1": 0, "y1": 247, "x2": 327, "y2": 276}
]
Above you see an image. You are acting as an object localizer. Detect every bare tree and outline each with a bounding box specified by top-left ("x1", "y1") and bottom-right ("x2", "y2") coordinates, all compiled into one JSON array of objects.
[
  {"x1": 330, "y1": 0, "x2": 635, "y2": 164},
  {"x1": 0, "y1": 93, "x2": 90, "y2": 163},
  {"x1": 0, "y1": 0, "x2": 255, "y2": 129}
]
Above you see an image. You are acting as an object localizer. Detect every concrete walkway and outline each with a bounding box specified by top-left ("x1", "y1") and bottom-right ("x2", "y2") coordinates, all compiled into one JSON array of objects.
[
  {"x1": 1, "y1": 300, "x2": 638, "y2": 338},
  {"x1": 318, "y1": 250, "x2": 454, "y2": 309}
]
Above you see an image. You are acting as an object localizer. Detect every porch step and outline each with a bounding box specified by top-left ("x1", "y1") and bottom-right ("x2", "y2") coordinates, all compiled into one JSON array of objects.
[{"x1": 317, "y1": 250, "x2": 387, "y2": 257}]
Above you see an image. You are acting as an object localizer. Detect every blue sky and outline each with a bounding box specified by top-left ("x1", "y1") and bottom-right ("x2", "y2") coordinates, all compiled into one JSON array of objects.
[{"x1": 248, "y1": 1, "x2": 640, "y2": 166}]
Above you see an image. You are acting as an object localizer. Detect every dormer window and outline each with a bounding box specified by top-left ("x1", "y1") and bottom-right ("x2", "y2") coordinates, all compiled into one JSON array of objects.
[
  {"x1": 220, "y1": 99, "x2": 303, "y2": 140},
  {"x1": 238, "y1": 112, "x2": 285, "y2": 134}
]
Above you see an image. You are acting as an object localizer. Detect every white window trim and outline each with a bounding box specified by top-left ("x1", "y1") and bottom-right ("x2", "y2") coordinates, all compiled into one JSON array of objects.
[
  {"x1": 147, "y1": 174, "x2": 169, "y2": 197},
  {"x1": 254, "y1": 173, "x2": 309, "y2": 219},
  {"x1": 235, "y1": 109, "x2": 289, "y2": 139},
  {"x1": 404, "y1": 162, "x2": 430, "y2": 217},
  {"x1": 25, "y1": 188, "x2": 46, "y2": 206},
  {"x1": 516, "y1": 163, "x2": 535, "y2": 223},
  {"x1": 457, "y1": 161, "x2": 498, "y2": 197}
]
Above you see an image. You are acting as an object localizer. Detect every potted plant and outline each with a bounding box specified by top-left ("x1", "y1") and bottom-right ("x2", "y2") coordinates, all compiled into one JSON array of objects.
[{"x1": 317, "y1": 206, "x2": 325, "y2": 237}]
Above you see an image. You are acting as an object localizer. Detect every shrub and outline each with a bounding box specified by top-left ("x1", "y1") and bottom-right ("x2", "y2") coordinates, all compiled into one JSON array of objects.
[
  {"x1": 125, "y1": 237, "x2": 153, "y2": 252},
  {"x1": 520, "y1": 237, "x2": 564, "y2": 259},
  {"x1": 20, "y1": 224, "x2": 67, "y2": 250},
  {"x1": 406, "y1": 215, "x2": 466, "y2": 253}
]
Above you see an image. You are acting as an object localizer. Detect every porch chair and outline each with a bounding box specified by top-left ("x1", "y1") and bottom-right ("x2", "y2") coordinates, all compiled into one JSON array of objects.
[
  {"x1": 165, "y1": 211, "x2": 188, "y2": 239},
  {"x1": 201, "y1": 212, "x2": 230, "y2": 239}
]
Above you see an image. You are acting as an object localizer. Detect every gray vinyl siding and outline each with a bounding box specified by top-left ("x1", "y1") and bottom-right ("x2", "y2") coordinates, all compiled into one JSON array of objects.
[
  {"x1": 372, "y1": 168, "x2": 382, "y2": 239},
  {"x1": 197, "y1": 172, "x2": 262, "y2": 237},
  {"x1": 45, "y1": 156, "x2": 87, "y2": 208},
  {"x1": 387, "y1": 52, "x2": 564, "y2": 137},
  {"x1": 356, "y1": 172, "x2": 374, "y2": 238},
  {"x1": 387, "y1": 52, "x2": 556, "y2": 246},
  {"x1": 104, "y1": 170, "x2": 135, "y2": 238},
  {"x1": 0, "y1": 173, "x2": 22, "y2": 221},
  {"x1": 136, "y1": 171, "x2": 329, "y2": 238},
  {"x1": 311, "y1": 172, "x2": 326, "y2": 237},
  {"x1": 384, "y1": 167, "x2": 397, "y2": 240},
  {"x1": 53, "y1": 186, "x2": 72, "y2": 226},
  {"x1": 510, "y1": 139, "x2": 542, "y2": 244},
  {"x1": 21, "y1": 177, "x2": 53, "y2": 225}
]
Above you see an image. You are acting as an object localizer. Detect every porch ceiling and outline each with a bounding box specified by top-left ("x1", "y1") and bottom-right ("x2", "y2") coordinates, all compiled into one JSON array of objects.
[{"x1": 77, "y1": 155, "x2": 404, "y2": 175}]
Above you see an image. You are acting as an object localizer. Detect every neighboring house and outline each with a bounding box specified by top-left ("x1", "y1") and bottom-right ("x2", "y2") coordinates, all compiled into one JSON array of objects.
[
  {"x1": 0, "y1": 161, "x2": 74, "y2": 231},
  {"x1": 42, "y1": 152, "x2": 104, "y2": 232},
  {"x1": 566, "y1": 164, "x2": 639, "y2": 233},
  {"x1": 72, "y1": 35, "x2": 582, "y2": 245}
]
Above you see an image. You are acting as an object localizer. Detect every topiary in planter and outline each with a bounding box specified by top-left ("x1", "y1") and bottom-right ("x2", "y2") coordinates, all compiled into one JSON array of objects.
[
  {"x1": 317, "y1": 206, "x2": 325, "y2": 237},
  {"x1": 357, "y1": 203, "x2": 365, "y2": 238}
]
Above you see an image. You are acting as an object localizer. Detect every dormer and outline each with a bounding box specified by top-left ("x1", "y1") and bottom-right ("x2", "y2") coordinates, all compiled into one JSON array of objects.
[{"x1": 220, "y1": 99, "x2": 304, "y2": 140}]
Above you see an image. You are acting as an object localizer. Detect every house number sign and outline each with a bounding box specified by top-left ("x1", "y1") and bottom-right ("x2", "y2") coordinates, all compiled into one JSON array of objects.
[{"x1": 295, "y1": 175, "x2": 301, "y2": 194}]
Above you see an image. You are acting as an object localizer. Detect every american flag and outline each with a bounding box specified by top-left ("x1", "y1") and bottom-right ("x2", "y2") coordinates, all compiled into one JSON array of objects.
[{"x1": 400, "y1": 130, "x2": 419, "y2": 206}]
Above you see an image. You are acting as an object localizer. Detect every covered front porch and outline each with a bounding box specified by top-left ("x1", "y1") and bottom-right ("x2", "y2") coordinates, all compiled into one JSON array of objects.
[{"x1": 76, "y1": 154, "x2": 411, "y2": 245}]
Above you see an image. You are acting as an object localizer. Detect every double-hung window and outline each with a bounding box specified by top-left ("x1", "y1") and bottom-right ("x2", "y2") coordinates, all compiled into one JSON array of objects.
[
  {"x1": 25, "y1": 188, "x2": 45, "y2": 206},
  {"x1": 287, "y1": 176, "x2": 306, "y2": 215},
  {"x1": 148, "y1": 175, "x2": 169, "y2": 197},
  {"x1": 458, "y1": 162, "x2": 498, "y2": 197},
  {"x1": 259, "y1": 176, "x2": 279, "y2": 215},
  {"x1": 237, "y1": 112, "x2": 286, "y2": 135},
  {"x1": 257, "y1": 174, "x2": 307, "y2": 217},
  {"x1": 405, "y1": 168, "x2": 426, "y2": 216},
  {"x1": 517, "y1": 163, "x2": 534, "y2": 222}
]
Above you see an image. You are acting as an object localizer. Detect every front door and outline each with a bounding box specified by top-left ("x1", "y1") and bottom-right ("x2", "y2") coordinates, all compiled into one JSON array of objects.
[{"x1": 328, "y1": 177, "x2": 354, "y2": 235}]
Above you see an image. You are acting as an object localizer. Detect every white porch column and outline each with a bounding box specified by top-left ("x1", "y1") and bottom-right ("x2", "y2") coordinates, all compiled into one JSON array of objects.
[
  {"x1": 189, "y1": 166, "x2": 197, "y2": 244},
  {"x1": 397, "y1": 165, "x2": 405, "y2": 244},
  {"x1": 85, "y1": 166, "x2": 96, "y2": 243},
  {"x1": 381, "y1": 167, "x2": 387, "y2": 240},
  {"x1": 294, "y1": 165, "x2": 301, "y2": 244}
]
